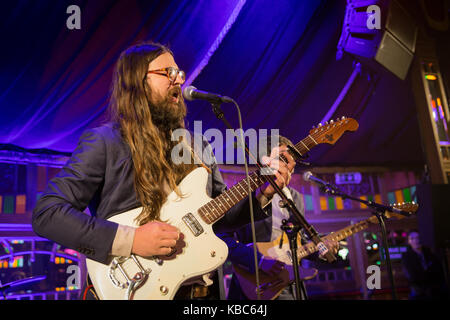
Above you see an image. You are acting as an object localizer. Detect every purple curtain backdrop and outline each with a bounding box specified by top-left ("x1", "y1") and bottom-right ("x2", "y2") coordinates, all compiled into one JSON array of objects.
[{"x1": 0, "y1": 0, "x2": 428, "y2": 167}]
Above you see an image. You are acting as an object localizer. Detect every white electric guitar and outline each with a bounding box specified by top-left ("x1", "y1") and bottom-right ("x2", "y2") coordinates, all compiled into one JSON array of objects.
[{"x1": 86, "y1": 117, "x2": 359, "y2": 299}]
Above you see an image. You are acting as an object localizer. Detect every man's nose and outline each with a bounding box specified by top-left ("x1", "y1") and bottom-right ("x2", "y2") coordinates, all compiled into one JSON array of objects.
[{"x1": 172, "y1": 73, "x2": 185, "y2": 86}]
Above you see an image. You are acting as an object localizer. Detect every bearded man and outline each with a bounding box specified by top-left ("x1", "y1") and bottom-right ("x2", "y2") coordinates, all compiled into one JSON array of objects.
[{"x1": 32, "y1": 42, "x2": 295, "y2": 300}]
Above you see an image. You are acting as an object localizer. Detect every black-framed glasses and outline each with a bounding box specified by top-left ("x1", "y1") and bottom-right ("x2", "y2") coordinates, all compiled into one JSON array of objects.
[{"x1": 147, "y1": 67, "x2": 186, "y2": 85}]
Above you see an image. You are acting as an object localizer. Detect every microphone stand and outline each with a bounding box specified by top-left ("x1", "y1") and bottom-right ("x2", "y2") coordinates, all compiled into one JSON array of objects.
[
  {"x1": 317, "y1": 182, "x2": 412, "y2": 300},
  {"x1": 208, "y1": 101, "x2": 336, "y2": 300},
  {"x1": 280, "y1": 220, "x2": 303, "y2": 300}
]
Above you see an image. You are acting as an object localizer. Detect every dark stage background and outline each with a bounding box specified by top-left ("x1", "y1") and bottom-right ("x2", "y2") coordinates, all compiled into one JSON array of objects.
[
  {"x1": 2, "y1": 0, "x2": 448, "y2": 168},
  {"x1": 0, "y1": 0, "x2": 449, "y2": 301}
]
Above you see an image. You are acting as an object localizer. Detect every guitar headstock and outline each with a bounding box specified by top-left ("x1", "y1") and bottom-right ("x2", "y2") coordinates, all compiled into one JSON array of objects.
[
  {"x1": 385, "y1": 202, "x2": 419, "y2": 219},
  {"x1": 309, "y1": 117, "x2": 359, "y2": 145},
  {"x1": 368, "y1": 202, "x2": 419, "y2": 224}
]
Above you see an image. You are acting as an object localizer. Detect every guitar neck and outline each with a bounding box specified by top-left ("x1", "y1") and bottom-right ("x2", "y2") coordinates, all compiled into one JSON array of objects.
[
  {"x1": 297, "y1": 219, "x2": 371, "y2": 259},
  {"x1": 291, "y1": 134, "x2": 319, "y2": 157},
  {"x1": 198, "y1": 135, "x2": 319, "y2": 225}
]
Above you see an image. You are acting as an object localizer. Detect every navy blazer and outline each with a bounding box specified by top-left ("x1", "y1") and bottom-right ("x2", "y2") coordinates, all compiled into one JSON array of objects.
[{"x1": 32, "y1": 123, "x2": 265, "y2": 264}]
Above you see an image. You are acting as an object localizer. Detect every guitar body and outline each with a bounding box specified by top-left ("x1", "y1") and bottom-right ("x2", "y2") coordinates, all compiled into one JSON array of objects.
[
  {"x1": 232, "y1": 265, "x2": 291, "y2": 300},
  {"x1": 86, "y1": 167, "x2": 229, "y2": 300},
  {"x1": 233, "y1": 233, "x2": 318, "y2": 300}
]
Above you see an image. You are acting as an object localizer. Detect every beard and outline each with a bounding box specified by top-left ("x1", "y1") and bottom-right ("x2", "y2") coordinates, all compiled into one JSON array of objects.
[
  {"x1": 148, "y1": 86, "x2": 194, "y2": 173},
  {"x1": 149, "y1": 86, "x2": 187, "y2": 136}
]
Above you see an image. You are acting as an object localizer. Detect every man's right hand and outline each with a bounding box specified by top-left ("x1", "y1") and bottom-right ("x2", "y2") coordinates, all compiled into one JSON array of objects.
[{"x1": 131, "y1": 221, "x2": 180, "y2": 257}]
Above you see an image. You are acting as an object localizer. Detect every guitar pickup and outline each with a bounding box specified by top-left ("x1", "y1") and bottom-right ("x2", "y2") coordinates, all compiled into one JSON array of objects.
[{"x1": 182, "y1": 213, "x2": 204, "y2": 237}]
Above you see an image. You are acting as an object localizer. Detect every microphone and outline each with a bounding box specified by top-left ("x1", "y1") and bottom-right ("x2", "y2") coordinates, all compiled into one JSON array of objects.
[
  {"x1": 303, "y1": 171, "x2": 333, "y2": 188},
  {"x1": 183, "y1": 86, "x2": 233, "y2": 104},
  {"x1": 303, "y1": 172, "x2": 412, "y2": 217}
]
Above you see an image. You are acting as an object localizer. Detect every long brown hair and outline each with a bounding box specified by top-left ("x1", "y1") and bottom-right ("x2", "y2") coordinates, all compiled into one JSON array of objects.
[{"x1": 108, "y1": 42, "x2": 196, "y2": 225}]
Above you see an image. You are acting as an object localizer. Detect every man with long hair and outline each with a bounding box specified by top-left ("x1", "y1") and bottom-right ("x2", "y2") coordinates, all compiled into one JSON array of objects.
[{"x1": 32, "y1": 42, "x2": 295, "y2": 299}]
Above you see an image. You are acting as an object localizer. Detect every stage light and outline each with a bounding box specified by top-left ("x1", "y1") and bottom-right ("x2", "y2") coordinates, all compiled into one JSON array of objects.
[{"x1": 338, "y1": 248, "x2": 349, "y2": 260}]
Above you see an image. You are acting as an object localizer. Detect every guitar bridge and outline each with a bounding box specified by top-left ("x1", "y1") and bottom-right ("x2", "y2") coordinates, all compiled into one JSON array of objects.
[
  {"x1": 108, "y1": 255, "x2": 151, "y2": 300},
  {"x1": 182, "y1": 213, "x2": 204, "y2": 237}
]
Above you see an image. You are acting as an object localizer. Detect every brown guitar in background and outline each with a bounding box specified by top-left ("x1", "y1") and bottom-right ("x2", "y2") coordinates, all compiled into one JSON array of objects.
[{"x1": 233, "y1": 203, "x2": 418, "y2": 300}]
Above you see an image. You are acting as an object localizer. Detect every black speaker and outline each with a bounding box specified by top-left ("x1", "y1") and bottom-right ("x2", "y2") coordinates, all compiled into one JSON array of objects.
[
  {"x1": 337, "y1": 0, "x2": 418, "y2": 79},
  {"x1": 416, "y1": 184, "x2": 450, "y2": 251}
]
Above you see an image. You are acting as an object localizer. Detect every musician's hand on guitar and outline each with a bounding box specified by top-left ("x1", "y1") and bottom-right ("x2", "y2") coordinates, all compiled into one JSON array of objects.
[
  {"x1": 259, "y1": 256, "x2": 286, "y2": 276},
  {"x1": 132, "y1": 221, "x2": 180, "y2": 257},
  {"x1": 319, "y1": 239, "x2": 339, "y2": 259},
  {"x1": 260, "y1": 145, "x2": 296, "y2": 199}
]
